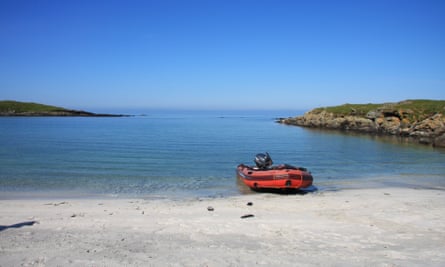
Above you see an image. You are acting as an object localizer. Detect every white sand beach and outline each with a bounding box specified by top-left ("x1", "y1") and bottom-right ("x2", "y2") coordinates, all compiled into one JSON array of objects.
[{"x1": 1, "y1": 188, "x2": 445, "y2": 267}]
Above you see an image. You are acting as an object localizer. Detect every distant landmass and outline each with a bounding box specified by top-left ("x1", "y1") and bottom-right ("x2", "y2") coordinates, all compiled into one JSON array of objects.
[
  {"x1": 0, "y1": 100, "x2": 126, "y2": 117},
  {"x1": 278, "y1": 99, "x2": 445, "y2": 147}
]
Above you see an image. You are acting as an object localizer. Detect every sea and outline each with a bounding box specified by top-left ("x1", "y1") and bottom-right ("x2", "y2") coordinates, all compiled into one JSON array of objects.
[{"x1": 1, "y1": 110, "x2": 444, "y2": 199}]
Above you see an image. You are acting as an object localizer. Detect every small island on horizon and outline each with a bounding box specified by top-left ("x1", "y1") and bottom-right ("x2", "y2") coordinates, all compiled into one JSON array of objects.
[
  {"x1": 0, "y1": 100, "x2": 127, "y2": 117},
  {"x1": 278, "y1": 99, "x2": 445, "y2": 148}
]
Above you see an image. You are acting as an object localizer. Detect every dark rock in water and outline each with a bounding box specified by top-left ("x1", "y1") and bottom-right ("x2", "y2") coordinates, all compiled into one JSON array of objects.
[{"x1": 434, "y1": 132, "x2": 445, "y2": 147}]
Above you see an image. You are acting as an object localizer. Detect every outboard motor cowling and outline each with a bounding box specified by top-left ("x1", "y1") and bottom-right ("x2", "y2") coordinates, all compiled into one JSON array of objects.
[{"x1": 254, "y1": 152, "x2": 273, "y2": 169}]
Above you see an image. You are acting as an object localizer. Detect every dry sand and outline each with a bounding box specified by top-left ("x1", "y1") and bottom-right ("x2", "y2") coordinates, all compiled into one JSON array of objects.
[{"x1": 1, "y1": 188, "x2": 445, "y2": 267}]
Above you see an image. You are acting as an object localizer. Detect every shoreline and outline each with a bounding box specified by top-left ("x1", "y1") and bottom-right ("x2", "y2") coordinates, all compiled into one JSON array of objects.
[
  {"x1": 2, "y1": 173, "x2": 445, "y2": 201},
  {"x1": 1, "y1": 187, "x2": 444, "y2": 266}
]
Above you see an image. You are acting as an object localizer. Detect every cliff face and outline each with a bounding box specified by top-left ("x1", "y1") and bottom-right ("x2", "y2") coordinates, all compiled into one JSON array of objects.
[{"x1": 279, "y1": 100, "x2": 445, "y2": 147}]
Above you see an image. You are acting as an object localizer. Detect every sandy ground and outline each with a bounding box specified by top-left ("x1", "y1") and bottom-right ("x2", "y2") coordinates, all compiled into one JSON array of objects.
[{"x1": 1, "y1": 188, "x2": 445, "y2": 267}]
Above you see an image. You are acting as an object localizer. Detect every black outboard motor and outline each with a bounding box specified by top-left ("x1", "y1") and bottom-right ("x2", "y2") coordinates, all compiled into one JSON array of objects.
[{"x1": 254, "y1": 152, "x2": 273, "y2": 169}]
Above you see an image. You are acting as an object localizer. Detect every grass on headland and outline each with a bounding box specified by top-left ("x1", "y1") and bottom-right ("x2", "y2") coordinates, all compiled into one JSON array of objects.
[
  {"x1": 312, "y1": 99, "x2": 445, "y2": 121},
  {"x1": 0, "y1": 100, "x2": 66, "y2": 113}
]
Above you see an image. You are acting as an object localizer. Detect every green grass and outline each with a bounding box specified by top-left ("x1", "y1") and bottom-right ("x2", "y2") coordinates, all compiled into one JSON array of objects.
[
  {"x1": 0, "y1": 100, "x2": 66, "y2": 113},
  {"x1": 397, "y1": 99, "x2": 445, "y2": 114},
  {"x1": 313, "y1": 103, "x2": 381, "y2": 116},
  {"x1": 312, "y1": 99, "x2": 445, "y2": 120}
]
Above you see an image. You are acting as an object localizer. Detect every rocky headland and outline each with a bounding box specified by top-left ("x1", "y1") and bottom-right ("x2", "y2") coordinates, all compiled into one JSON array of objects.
[
  {"x1": 278, "y1": 100, "x2": 445, "y2": 147},
  {"x1": 0, "y1": 100, "x2": 127, "y2": 117}
]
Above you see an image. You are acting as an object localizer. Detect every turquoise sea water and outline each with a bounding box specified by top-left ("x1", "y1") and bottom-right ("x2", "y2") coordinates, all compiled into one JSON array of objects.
[{"x1": 1, "y1": 110, "x2": 444, "y2": 199}]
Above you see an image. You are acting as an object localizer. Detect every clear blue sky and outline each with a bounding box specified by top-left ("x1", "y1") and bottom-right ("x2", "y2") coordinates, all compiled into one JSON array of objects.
[{"x1": 1, "y1": 0, "x2": 444, "y2": 111}]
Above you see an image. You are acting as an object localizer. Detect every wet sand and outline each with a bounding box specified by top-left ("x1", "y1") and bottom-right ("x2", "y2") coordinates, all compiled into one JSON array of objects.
[{"x1": 1, "y1": 188, "x2": 444, "y2": 266}]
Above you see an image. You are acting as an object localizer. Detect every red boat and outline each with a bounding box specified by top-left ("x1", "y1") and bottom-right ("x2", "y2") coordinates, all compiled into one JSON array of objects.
[{"x1": 237, "y1": 153, "x2": 313, "y2": 190}]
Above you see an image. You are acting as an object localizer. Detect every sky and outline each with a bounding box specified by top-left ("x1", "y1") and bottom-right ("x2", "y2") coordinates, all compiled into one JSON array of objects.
[{"x1": 1, "y1": 0, "x2": 444, "y2": 111}]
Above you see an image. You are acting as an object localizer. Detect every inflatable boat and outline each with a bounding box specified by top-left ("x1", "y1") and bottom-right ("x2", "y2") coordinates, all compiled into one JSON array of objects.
[{"x1": 237, "y1": 153, "x2": 313, "y2": 190}]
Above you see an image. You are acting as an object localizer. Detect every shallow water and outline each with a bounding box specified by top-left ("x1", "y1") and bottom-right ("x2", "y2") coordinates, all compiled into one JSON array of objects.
[{"x1": 1, "y1": 110, "x2": 444, "y2": 199}]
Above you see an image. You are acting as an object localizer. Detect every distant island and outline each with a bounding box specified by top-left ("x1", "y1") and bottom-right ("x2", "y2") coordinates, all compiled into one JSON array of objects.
[
  {"x1": 0, "y1": 100, "x2": 127, "y2": 117},
  {"x1": 278, "y1": 99, "x2": 445, "y2": 148}
]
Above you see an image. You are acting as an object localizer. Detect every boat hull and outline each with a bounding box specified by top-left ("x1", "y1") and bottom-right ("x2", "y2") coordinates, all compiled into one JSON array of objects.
[{"x1": 236, "y1": 164, "x2": 313, "y2": 190}]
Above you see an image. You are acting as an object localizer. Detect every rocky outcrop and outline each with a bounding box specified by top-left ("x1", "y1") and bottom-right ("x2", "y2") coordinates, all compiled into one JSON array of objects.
[{"x1": 278, "y1": 101, "x2": 445, "y2": 147}]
